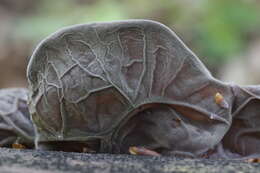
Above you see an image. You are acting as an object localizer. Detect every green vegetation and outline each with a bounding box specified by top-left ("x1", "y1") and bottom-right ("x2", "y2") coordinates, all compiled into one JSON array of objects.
[{"x1": 14, "y1": 0, "x2": 260, "y2": 72}]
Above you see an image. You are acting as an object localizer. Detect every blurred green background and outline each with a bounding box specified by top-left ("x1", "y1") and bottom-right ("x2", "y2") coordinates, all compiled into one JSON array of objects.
[{"x1": 0, "y1": 0, "x2": 260, "y2": 88}]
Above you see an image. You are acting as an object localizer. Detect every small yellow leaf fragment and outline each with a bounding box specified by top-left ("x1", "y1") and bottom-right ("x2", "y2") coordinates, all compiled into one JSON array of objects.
[
  {"x1": 129, "y1": 146, "x2": 161, "y2": 156},
  {"x1": 82, "y1": 147, "x2": 96, "y2": 153},
  {"x1": 215, "y1": 92, "x2": 224, "y2": 104},
  {"x1": 129, "y1": 146, "x2": 138, "y2": 155},
  {"x1": 246, "y1": 158, "x2": 260, "y2": 163},
  {"x1": 214, "y1": 92, "x2": 229, "y2": 109},
  {"x1": 12, "y1": 143, "x2": 26, "y2": 149}
]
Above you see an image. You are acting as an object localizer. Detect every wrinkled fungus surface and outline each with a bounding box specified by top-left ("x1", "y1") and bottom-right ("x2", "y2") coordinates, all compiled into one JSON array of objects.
[{"x1": 0, "y1": 20, "x2": 260, "y2": 159}]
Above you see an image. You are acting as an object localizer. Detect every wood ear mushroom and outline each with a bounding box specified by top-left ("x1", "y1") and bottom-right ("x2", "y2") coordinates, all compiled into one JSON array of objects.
[{"x1": 1, "y1": 20, "x2": 259, "y2": 159}]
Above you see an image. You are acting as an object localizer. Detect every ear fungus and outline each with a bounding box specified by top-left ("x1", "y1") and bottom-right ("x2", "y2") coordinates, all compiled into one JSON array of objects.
[{"x1": 222, "y1": 85, "x2": 260, "y2": 158}]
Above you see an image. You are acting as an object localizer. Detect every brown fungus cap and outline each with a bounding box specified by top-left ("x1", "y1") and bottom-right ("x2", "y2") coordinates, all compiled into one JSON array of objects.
[{"x1": 27, "y1": 20, "x2": 235, "y2": 156}]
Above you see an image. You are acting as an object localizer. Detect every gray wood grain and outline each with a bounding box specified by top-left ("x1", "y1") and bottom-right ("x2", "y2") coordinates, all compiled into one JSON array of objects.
[{"x1": 0, "y1": 148, "x2": 260, "y2": 173}]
